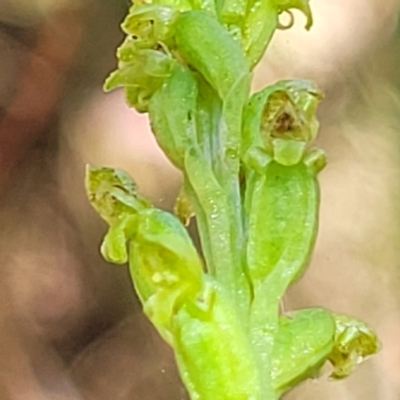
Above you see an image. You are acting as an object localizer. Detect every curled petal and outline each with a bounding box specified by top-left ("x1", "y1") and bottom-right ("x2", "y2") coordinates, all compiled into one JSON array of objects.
[
  {"x1": 277, "y1": 10, "x2": 294, "y2": 30},
  {"x1": 277, "y1": 0, "x2": 313, "y2": 30}
]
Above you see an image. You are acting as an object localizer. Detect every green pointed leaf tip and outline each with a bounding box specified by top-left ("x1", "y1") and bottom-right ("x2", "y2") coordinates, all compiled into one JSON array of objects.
[{"x1": 328, "y1": 315, "x2": 381, "y2": 380}]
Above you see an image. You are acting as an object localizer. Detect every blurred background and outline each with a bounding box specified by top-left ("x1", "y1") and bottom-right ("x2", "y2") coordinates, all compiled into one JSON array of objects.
[{"x1": 0, "y1": 0, "x2": 399, "y2": 399}]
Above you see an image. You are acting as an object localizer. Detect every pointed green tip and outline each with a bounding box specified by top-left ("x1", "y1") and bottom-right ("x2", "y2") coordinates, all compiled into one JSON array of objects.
[
  {"x1": 304, "y1": 11, "x2": 313, "y2": 30},
  {"x1": 103, "y1": 71, "x2": 120, "y2": 92}
]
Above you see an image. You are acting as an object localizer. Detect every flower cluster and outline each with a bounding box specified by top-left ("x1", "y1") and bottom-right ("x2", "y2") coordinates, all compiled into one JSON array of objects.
[{"x1": 86, "y1": 1, "x2": 380, "y2": 399}]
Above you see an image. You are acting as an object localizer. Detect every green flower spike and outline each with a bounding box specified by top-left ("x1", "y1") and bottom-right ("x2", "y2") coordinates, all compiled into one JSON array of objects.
[{"x1": 88, "y1": 1, "x2": 381, "y2": 399}]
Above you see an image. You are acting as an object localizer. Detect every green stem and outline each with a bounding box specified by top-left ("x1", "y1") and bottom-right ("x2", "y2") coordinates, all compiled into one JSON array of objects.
[
  {"x1": 249, "y1": 267, "x2": 296, "y2": 400},
  {"x1": 184, "y1": 147, "x2": 249, "y2": 321},
  {"x1": 192, "y1": 79, "x2": 251, "y2": 321}
]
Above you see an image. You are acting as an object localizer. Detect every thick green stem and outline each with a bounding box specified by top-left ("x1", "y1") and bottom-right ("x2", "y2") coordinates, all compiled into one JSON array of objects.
[
  {"x1": 184, "y1": 146, "x2": 250, "y2": 321},
  {"x1": 192, "y1": 78, "x2": 251, "y2": 321},
  {"x1": 249, "y1": 268, "x2": 294, "y2": 400}
]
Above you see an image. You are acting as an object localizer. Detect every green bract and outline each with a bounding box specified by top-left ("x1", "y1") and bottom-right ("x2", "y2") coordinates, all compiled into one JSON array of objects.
[
  {"x1": 246, "y1": 161, "x2": 319, "y2": 285},
  {"x1": 271, "y1": 309, "x2": 335, "y2": 395},
  {"x1": 86, "y1": 1, "x2": 381, "y2": 399},
  {"x1": 174, "y1": 282, "x2": 263, "y2": 400},
  {"x1": 148, "y1": 63, "x2": 198, "y2": 169},
  {"x1": 127, "y1": 207, "x2": 204, "y2": 343}
]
